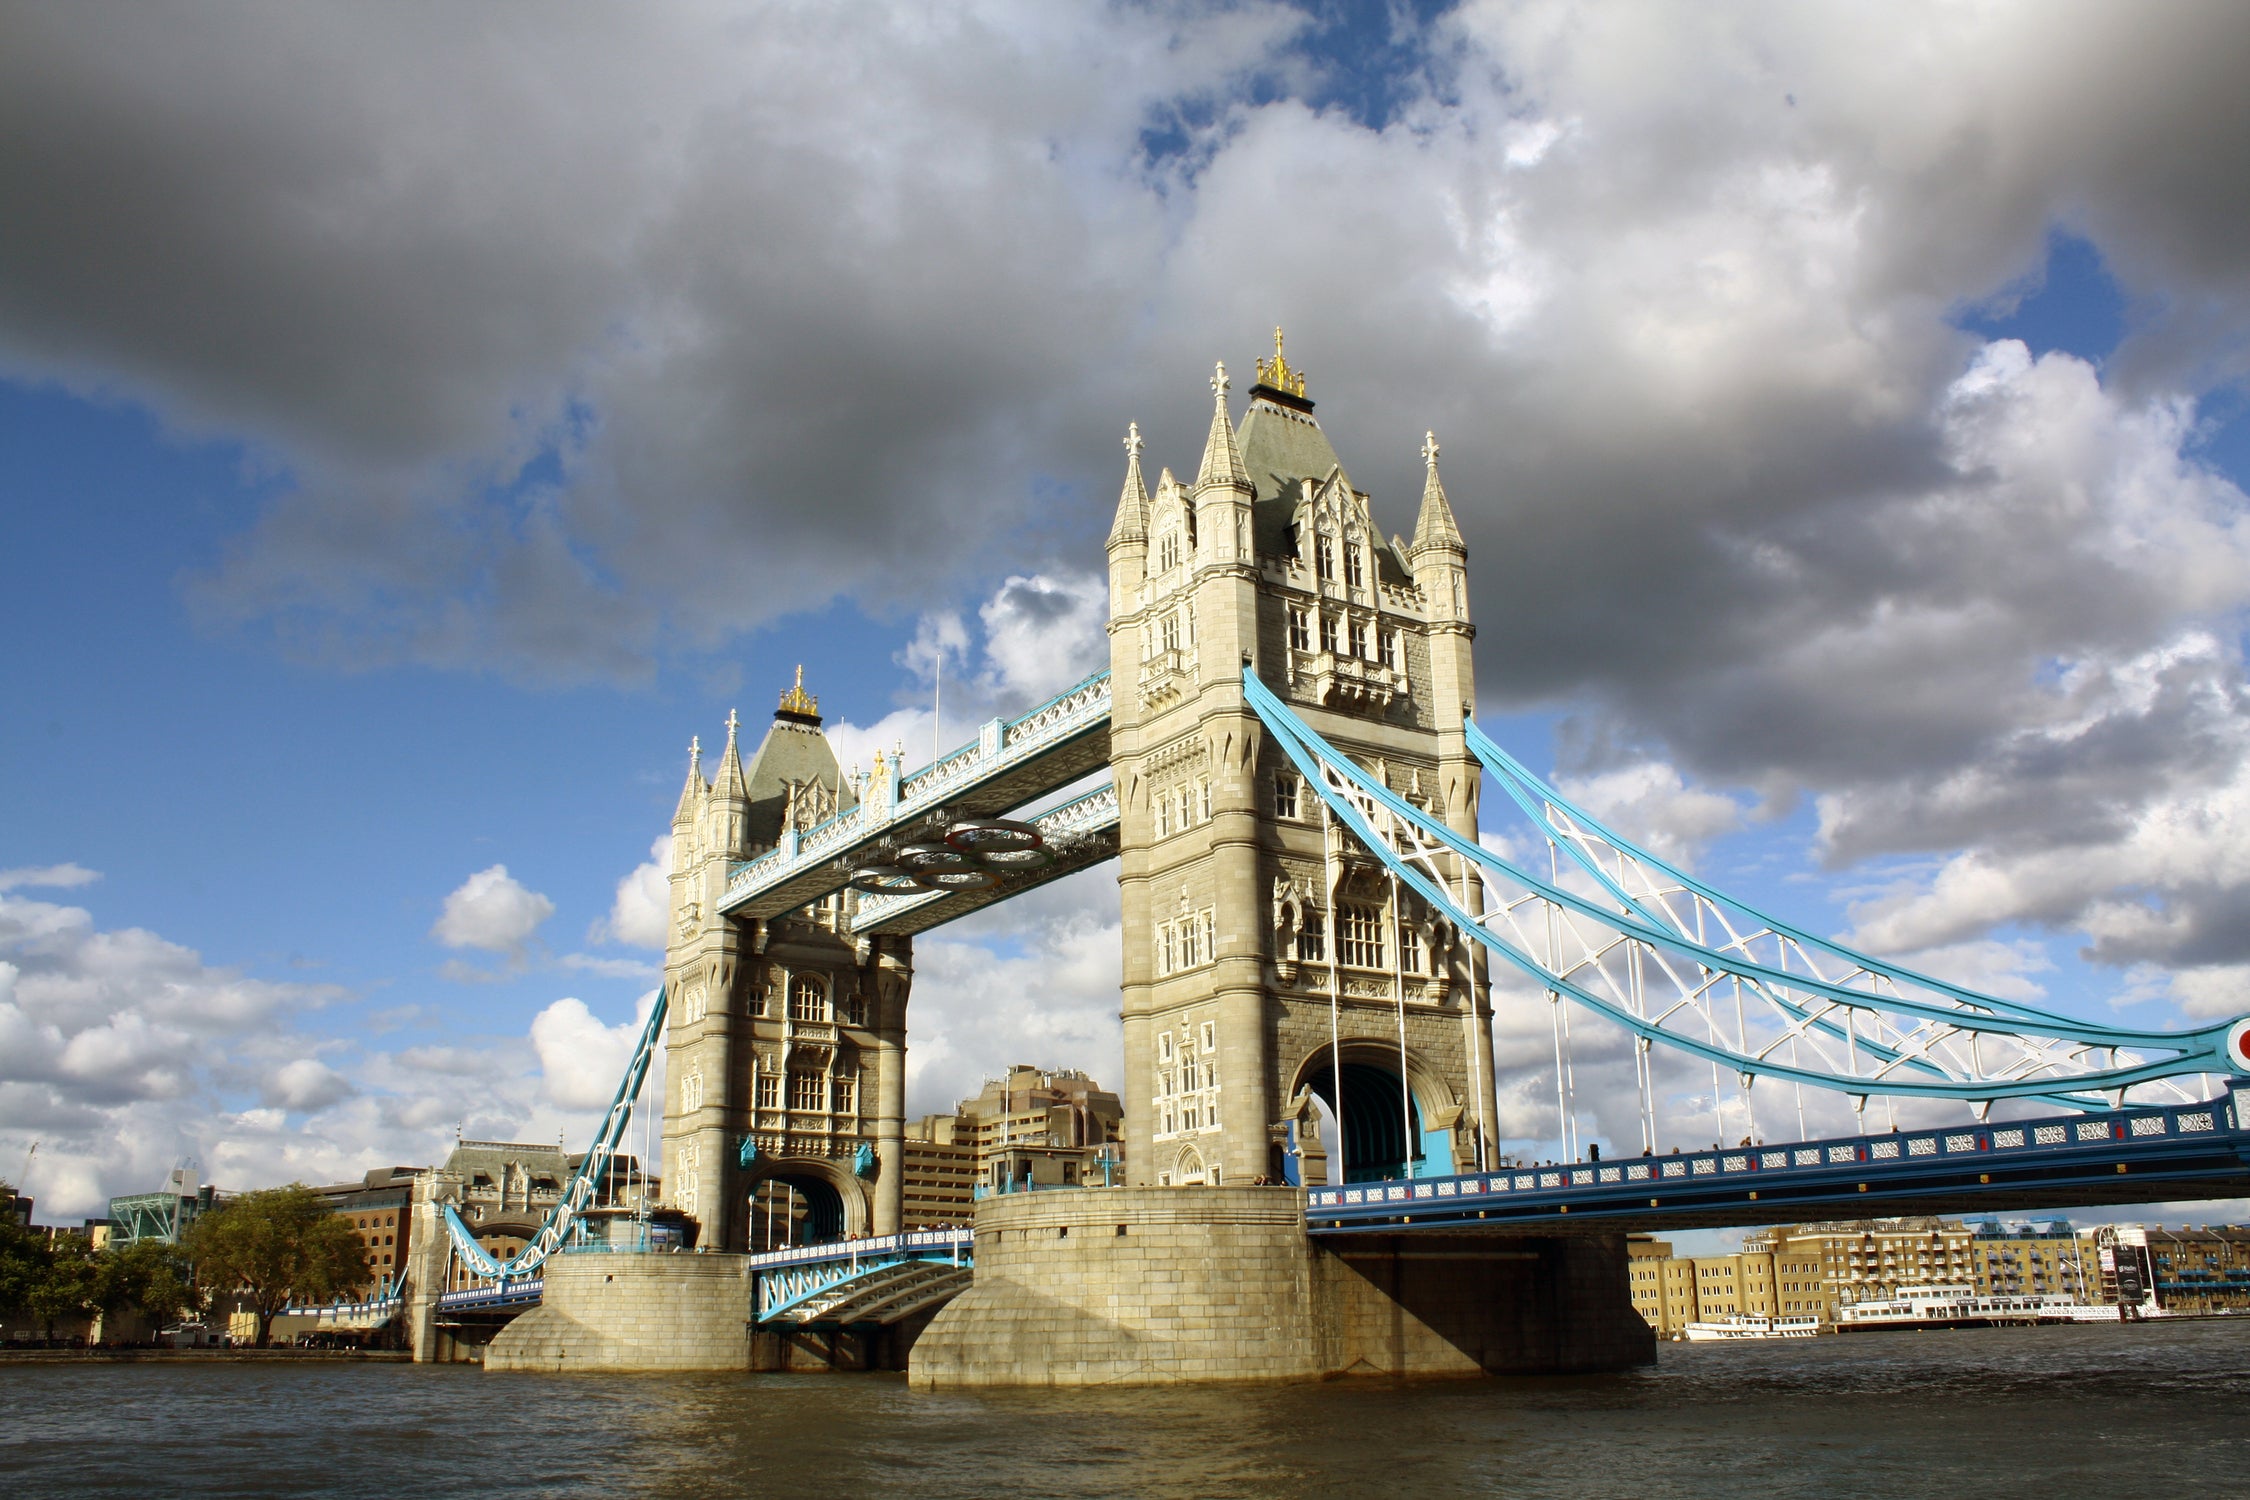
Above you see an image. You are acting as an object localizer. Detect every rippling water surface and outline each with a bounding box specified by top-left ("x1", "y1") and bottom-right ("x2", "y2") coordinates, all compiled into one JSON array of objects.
[{"x1": 8, "y1": 1321, "x2": 2248, "y2": 1498}]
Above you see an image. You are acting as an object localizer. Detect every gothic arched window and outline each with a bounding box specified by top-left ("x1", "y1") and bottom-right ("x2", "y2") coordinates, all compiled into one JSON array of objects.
[{"x1": 789, "y1": 974, "x2": 829, "y2": 1023}]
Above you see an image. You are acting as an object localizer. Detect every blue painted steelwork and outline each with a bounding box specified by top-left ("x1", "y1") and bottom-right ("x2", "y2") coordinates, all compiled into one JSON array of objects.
[
  {"x1": 1244, "y1": 668, "x2": 2250, "y2": 1109},
  {"x1": 1308, "y1": 1090, "x2": 2250, "y2": 1233},
  {"x1": 283, "y1": 1275, "x2": 406, "y2": 1323},
  {"x1": 439, "y1": 988, "x2": 668, "y2": 1281},
  {"x1": 748, "y1": 1229, "x2": 973, "y2": 1323},
  {"x1": 720, "y1": 670, "x2": 1113, "y2": 924},
  {"x1": 435, "y1": 1278, "x2": 546, "y2": 1312}
]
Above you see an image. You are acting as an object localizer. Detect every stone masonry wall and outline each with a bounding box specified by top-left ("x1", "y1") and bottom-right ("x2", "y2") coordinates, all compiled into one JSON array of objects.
[
  {"x1": 485, "y1": 1253, "x2": 755, "y2": 1373},
  {"x1": 909, "y1": 1185, "x2": 1654, "y2": 1389},
  {"x1": 1313, "y1": 1232, "x2": 1656, "y2": 1375}
]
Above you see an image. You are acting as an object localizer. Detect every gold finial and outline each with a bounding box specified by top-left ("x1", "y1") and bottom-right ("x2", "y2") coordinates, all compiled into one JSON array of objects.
[
  {"x1": 1256, "y1": 325, "x2": 1307, "y2": 398},
  {"x1": 778, "y1": 664, "x2": 819, "y2": 718}
]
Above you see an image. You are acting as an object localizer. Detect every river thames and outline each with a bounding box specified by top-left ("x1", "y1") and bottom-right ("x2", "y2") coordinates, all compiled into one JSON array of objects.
[{"x1": 6, "y1": 1320, "x2": 2246, "y2": 1498}]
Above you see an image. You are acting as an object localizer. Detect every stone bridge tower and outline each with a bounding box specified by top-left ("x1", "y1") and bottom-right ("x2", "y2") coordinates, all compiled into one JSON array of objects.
[
  {"x1": 1107, "y1": 334, "x2": 1499, "y2": 1189},
  {"x1": 662, "y1": 672, "x2": 913, "y2": 1249}
]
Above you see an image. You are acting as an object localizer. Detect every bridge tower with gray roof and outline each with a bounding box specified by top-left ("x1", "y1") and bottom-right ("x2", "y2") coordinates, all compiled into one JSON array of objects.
[
  {"x1": 1106, "y1": 331, "x2": 1500, "y2": 1190},
  {"x1": 663, "y1": 672, "x2": 914, "y2": 1248}
]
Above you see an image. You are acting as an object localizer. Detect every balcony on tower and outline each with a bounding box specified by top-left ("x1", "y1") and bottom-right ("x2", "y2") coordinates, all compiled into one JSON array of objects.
[
  {"x1": 1297, "y1": 647, "x2": 1404, "y2": 711},
  {"x1": 1139, "y1": 645, "x2": 1197, "y2": 710}
]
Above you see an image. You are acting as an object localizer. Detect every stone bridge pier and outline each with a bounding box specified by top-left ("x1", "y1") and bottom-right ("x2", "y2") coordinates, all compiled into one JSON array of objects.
[{"x1": 909, "y1": 1187, "x2": 1651, "y2": 1388}]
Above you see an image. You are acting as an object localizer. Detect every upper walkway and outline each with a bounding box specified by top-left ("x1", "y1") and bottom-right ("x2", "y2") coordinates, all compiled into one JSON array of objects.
[{"x1": 719, "y1": 670, "x2": 1113, "y2": 930}]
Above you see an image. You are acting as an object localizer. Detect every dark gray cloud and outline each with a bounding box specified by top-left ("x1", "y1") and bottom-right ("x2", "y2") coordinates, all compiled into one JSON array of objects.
[{"x1": 8, "y1": 2, "x2": 2250, "y2": 1013}]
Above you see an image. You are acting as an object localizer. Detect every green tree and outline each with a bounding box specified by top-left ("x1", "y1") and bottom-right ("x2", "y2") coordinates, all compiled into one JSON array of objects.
[
  {"x1": 25, "y1": 1239, "x2": 97, "y2": 1341},
  {"x1": 185, "y1": 1186, "x2": 367, "y2": 1346},
  {"x1": 93, "y1": 1238, "x2": 194, "y2": 1339},
  {"x1": 0, "y1": 1183, "x2": 54, "y2": 1335}
]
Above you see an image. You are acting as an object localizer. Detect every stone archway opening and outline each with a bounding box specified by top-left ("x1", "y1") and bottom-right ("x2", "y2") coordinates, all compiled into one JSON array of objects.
[
  {"x1": 747, "y1": 1170, "x2": 847, "y2": 1249},
  {"x1": 1294, "y1": 1043, "x2": 1459, "y2": 1185}
]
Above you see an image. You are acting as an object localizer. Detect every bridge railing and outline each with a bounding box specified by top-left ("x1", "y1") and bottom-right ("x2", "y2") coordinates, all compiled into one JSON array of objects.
[
  {"x1": 435, "y1": 1278, "x2": 546, "y2": 1311},
  {"x1": 720, "y1": 669, "x2": 1111, "y2": 918},
  {"x1": 1308, "y1": 1091, "x2": 2248, "y2": 1229},
  {"x1": 745, "y1": 1227, "x2": 973, "y2": 1271}
]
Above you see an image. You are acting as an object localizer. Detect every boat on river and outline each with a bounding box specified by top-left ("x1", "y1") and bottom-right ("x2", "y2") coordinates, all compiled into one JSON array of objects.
[
  {"x1": 1681, "y1": 1314, "x2": 1824, "y2": 1341},
  {"x1": 1835, "y1": 1284, "x2": 2121, "y2": 1330}
]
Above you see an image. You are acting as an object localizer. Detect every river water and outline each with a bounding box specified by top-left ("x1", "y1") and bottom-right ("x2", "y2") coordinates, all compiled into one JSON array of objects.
[{"x1": 6, "y1": 1320, "x2": 2246, "y2": 1498}]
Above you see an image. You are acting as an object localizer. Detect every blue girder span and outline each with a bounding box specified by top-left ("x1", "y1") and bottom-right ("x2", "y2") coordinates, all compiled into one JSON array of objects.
[
  {"x1": 1243, "y1": 668, "x2": 2249, "y2": 1108},
  {"x1": 749, "y1": 1230, "x2": 974, "y2": 1323},
  {"x1": 440, "y1": 988, "x2": 668, "y2": 1281},
  {"x1": 1310, "y1": 1090, "x2": 2250, "y2": 1233}
]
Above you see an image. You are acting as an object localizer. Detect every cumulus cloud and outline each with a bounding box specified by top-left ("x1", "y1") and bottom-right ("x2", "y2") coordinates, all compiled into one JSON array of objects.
[
  {"x1": 0, "y1": 864, "x2": 100, "y2": 892},
  {"x1": 263, "y1": 1057, "x2": 356, "y2": 1113},
  {"x1": 1553, "y1": 761, "x2": 1745, "y2": 870},
  {"x1": 9, "y1": 2, "x2": 2250, "y2": 1170},
  {"x1": 431, "y1": 865, "x2": 554, "y2": 955},
  {"x1": 0, "y1": 884, "x2": 658, "y2": 1220},
  {"x1": 531, "y1": 992, "x2": 660, "y2": 1112},
  {"x1": 594, "y1": 837, "x2": 671, "y2": 951},
  {"x1": 902, "y1": 867, "x2": 1124, "y2": 1117}
]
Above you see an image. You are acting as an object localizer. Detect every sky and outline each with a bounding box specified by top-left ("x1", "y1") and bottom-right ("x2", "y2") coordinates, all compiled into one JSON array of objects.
[{"x1": 5, "y1": 1, "x2": 2250, "y2": 1236}]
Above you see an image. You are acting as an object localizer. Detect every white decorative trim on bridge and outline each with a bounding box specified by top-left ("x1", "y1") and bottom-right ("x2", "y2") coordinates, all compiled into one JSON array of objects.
[
  {"x1": 749, "y1": 1229, "x2": 975, "y2": 1326},
  {"x1": 720, "y1": 671, "x2": 1112, "y2": 921}
]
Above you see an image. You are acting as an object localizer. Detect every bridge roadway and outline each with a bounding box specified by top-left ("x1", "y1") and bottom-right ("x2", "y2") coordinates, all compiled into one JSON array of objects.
[
  {"x1": 719, "y1": 670, "x2": 1114, "y2": 935},
  {"x1": 1310, "y1": 1087, "x2": 2250, "y2": 1236}
]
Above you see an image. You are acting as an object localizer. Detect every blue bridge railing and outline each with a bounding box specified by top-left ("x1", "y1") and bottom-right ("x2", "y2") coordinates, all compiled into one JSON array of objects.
[{"x1": 1309, "y1": 1091, "x2": 2250, "y2": 1232}]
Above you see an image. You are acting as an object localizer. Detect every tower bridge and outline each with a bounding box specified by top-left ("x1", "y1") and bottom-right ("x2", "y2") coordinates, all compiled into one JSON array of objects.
[{"x1": 399, "y1": 332, "x2": 2250, "y2": 1383}]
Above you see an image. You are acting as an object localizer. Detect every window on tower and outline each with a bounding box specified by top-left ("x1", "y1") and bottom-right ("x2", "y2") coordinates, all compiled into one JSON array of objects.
[
  {"x1": 1348, "y1": 618, "x2": 1368, "y2": 658},
  {"x1": 1319, "y1": 613, "x2": 1338, "y2": 654},
  {"x1": 1299, "y1": 911, "x2": 1325, "y2": 962},
  {"x1": 1315, "y1": 535, "x2": 1334, "y2": 580},
  {"x1": 1288, "y1": 607, "x2": 1312, "y2": 652},
  {"x1": 788, "y1": 1072, "x2": 825, "y2": 1112},
  {"x1": 1159, "y1": 530, "x2": 1181, "y2": 572},
  {"x1": 756, "y1": 1073, "x2": 779, "y2": 1110},
  {"x1": 1398, "y1": 920, "x2": 1426, "y2": 973},
  {"x1": 1344, "y1": 543, "x2": 1365, "y2": 588},
  {"x1": 789, "y1": 976, "x2": 828, "y2": 1023},
  {"x1": 1379, "y1": 630, "x2": 1399, "y2": 670},
  {"x1": 1274, "y1": 773, "x2": 1299, "y2": 820},
  {"x1": 1338, "y1": 903, "x2": 1386, "y2": 968}
]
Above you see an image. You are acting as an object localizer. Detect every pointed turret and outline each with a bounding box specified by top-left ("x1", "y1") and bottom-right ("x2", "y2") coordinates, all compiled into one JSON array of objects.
[
  {"x1": 713, "y1": 709, "x2": 748, "y2": 800},
  {"x1": 1410, "y1": 430, "x2": 1471, "y2": 632},
  {"x1": 1411, "y1": 431, "x2": 1465, "y2": 556},
  {"x1": 1108, "y1": 422, "x2": 1150, "y2": 547},
  {"x1": 673, "y1": 736, "x2": 705, "y2": 828},
  {"x1": 1193, "y1": 363, "x2": 1251, "y2": 495},
  {"x1": 708, "y1": 708, "x2": 750, "y2": 855}
]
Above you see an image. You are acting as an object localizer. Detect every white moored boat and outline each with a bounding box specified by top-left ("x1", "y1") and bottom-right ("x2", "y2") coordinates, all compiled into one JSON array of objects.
[
  {"x1": 1835, "y1": 1284, "x2": 2120, "y2": 1330},
  {"x1": 1681, "y1": 1314, "x2": 1824, "y2": 1341}
]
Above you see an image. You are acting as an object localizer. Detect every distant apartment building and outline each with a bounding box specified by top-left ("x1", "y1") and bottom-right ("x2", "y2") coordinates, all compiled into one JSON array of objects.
[
  {"x1": 1967, "y1": 1219, "x2": 2095, "y2": 1303},
  {"x1": 1761, "y1": 1217, "x2": 1976, "y2": 1308},
  {"x1": 2104, "y1": 1223, "x2": 2250, "y2": 1313},
  {"x1": 306, "y1": 1166, "x2": 425, "y2": 1298},
  {"x1": 900, "y1": 1116, "x2": 977, "y2": 1228},
  {"x1": 955, "y1": 1065, "x2": 1124, "y2": 1195}
]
